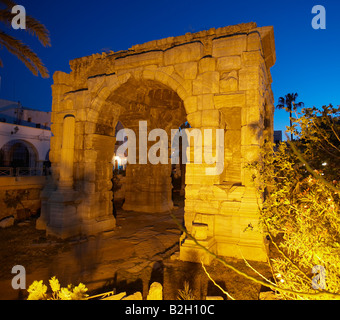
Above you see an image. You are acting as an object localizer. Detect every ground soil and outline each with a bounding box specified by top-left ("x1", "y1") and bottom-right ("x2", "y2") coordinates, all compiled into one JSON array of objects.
[{"x1": 0, "y1": 195, "x2": 273, "y2": 300}]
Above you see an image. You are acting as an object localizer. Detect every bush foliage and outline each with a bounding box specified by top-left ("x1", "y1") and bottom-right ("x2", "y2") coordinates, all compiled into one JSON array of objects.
[{"x1": 247, "y1": 104, "x2": 340, "y2": 299}]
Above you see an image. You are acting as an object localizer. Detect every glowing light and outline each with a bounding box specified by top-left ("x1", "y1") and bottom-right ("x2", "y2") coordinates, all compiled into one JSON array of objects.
[{"x1": 322, "y1": 162, "x2": 327, "y2": 166}]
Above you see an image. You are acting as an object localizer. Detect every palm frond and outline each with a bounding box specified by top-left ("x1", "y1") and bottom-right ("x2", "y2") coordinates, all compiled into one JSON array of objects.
[
  {"x1": 25, "y1": 15, "x2": 51, "y2": 47},
  {"x1": 0, "y1": 1, "x2": 51, "y2": 47},
  {"x1": 0, "y1": 0, "x2": 16, "y2": 8},
  {"x1": 276, "y1": 97, "x2": 286, "y2": 109},
  {"x1": 0, "y1": 31, "x2": 49, "y2": 78},
  {"x1": 0, "y1": 9, "x2": 13, "y2": 25}
]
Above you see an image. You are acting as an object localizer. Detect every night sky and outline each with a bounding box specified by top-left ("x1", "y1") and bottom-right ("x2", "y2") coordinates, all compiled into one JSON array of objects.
[{"x1": 0, "y1": 0, "x2": 339, "y2": 136}]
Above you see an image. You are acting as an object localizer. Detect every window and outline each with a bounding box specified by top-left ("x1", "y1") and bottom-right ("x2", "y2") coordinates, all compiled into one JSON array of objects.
[{"x1": 10, "y1": 143, "x2": 30, "y2": 168}]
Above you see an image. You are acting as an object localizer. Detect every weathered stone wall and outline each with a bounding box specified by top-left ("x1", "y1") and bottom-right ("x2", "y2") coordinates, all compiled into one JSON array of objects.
[
  {"x1": 0, "y1": 176, "x2": 46, "y2": 222},
  {"x1": 37, "y1": 22, "x2": 276, "y2": 263}
]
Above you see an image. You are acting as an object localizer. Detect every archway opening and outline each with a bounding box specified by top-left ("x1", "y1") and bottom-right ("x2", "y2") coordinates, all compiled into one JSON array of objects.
[
  {"x1": 0, "y1": 139, "x2": 38, "y2": 169},
  {"x1": 93, "y1": 76, "x2": 188, "y2": 223}
]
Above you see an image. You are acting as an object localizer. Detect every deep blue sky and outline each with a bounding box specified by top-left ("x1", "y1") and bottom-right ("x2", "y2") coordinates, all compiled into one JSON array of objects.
[{"x1": 0, "y1": 0, "x2": 339, "y2": 135}]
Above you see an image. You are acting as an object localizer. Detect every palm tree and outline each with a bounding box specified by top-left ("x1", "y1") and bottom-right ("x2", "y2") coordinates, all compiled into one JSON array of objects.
[
  {"x1": 276, "y1": 93, "x2": 304, "y2": 141},
  {"x1": 0, "y1": 0, "x2": 51, "y2": 78}
]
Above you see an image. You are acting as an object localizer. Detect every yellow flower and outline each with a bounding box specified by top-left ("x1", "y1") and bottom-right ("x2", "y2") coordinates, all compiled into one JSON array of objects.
[
  {"x1": 70, "y1": 283, "x2": 89, "y2": 300},
  {"x1": 27, "y1": 280, "x2": 47, "y2": 300},
  {"x1": 49, "y1": 276, "x2": 60, "y2": 293},
  {"x1": 58, "y1": 287, "x2": 72, "y2": 300}
]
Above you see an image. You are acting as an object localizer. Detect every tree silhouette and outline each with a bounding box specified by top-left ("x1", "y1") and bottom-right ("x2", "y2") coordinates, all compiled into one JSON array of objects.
[
  {"x1": 276, "y1": 93, "x2": 304, "y2": 141},
  {"x1": 0, "y1": 0, "x2": 51, "y2": 78}
]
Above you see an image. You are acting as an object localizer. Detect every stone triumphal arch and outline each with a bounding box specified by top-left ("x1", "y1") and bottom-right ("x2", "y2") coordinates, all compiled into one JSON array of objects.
[{"x1": 37, "y1": 22, "x2": 276, "y2": 263}]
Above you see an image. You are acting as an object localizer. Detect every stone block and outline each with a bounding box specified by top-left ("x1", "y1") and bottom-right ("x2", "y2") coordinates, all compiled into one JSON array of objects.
[
  {"x1": 170, "y1": 74, "x2": 192, "y2": 95},
  {"x1": 241, "y1": 145, "x2": 260, "y2": 162},
  {"x1": 198, "y1": 57, "x2": 216, "y2": 73},
  {"x1": 184, "y1": 96, "x2": 198, "y2": 114},
  {"x1": 242, "y1": 105, "x2": 262, "y2": 126},
  {"x1": 147, "y1": 282, "x2": 163, "y2": 300},
  {"x1": 115, "y1": 51, "x2": 163, "y2": 69},
  {"x1": 213, "y1": 93, "x2": 245, "y2": 109},
  {"x1": 212, "y1": 35, "x2": 247, "y2": 57},
  {"x1": 220, "y1": 70, "x2": 238, "y2": 93},
  {"x1": 0, "y1": 216, "x2": 14, "y2": 228},
  {"x1": 75, "y1": 122, "x2": 84, "y2": 135},
  {"x1": 50, "y1": 123, "x2": 62, "y2": 138},
  {"x1": 84, "y1": 150, "x2": 97, "y2": 162},
  {"x1": 192, "y1": 223, "x2": 208, "y2": 240},
  {"x1": 214, "y1": 239, "x2": 267, "y2": 261},
  {"x1": 75, "y1": 108, "x2": 87, "y2": 122},
  {"x1": 174, "y1": 62, "x2": 198, "y2": 79},
  {"x1": 241, "y1": 124, "x2": 262, "y2": 146},
  {"x1": 201, "y1": 109, "x2": 220, "y2": 127},
  {"x1": 122, "y1": 292, "x2": 143, "y2": 300},
  {"x1": 143, "y1": 69, "x2": 155, "y2": 80},
  {"x1": 219, "y1": 201, "x2": 241, "y2": 214},
  {"x1": 180, "y1": 237, "x2": 216, "y2": 265},
  {"x1": 216, "y1": 56, "x2": 241, "y2": 71},
  {"x1": 84, "y1": 122, "x2": 96, "y2": 134},
  {"x1": 247, "y1": 32, "x2": 263, "y2": 52},
  {"x1": 192, "y1": 71, "x2": 219, "y2": 95},
  {"x1": 186, "y1": 172, "x2": 220, "y2": 185},
  {"x1": 242, "y1": 51, "x2": 264, "y2": 67},
  {"x1": 185, "y1": 199, "x2": 219, "y2": 216},
  {"x1": 197, "y1": 94, "x2": 214, "y2": 110},
  {"x1": 221, "y1": 107, "x2": 241, "y2": 129},
  {"x1": 164, "y1": 42, "x2": 204, "y2": 65},
  {"x1": 53, "y1": 71, "x2": 71, "y2": 85},
  {"x1": 187, "y1": 111, "x2": 202, "y2": 127},
  {"x1": 74, "y1": 134, "x2": 84, "y2": 150},
  {"x1": 158, "y1": 65, "x2": 174, "y2": 75},
  {"x1": 239, "y1": 67, "x2": 260, "y2": 91},
  {"x1": 220, "y1": 78, "x2": 238, "y2": 93},
  {"x1": 184, "y1": 184, "x2": 201, "y2": 199}
]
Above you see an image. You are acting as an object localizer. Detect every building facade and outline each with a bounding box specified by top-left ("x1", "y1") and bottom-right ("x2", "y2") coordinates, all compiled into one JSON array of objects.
[{"x1": 0, "y1": 99, "x2": 51, "y2": 175}]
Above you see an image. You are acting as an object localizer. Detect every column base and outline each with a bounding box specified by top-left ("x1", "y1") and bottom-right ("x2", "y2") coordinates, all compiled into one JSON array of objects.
[
  {"x1": 179, "y1": 236, "x2": 268, "y2": 265},
  {"x1": 37, "y1": 188, "x2": 116, "y2": 239}
]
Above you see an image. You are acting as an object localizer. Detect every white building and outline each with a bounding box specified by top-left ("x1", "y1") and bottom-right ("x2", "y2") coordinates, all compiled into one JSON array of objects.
[{"x1": 0, "y1": 99, "x2": 51, "y2": 176}]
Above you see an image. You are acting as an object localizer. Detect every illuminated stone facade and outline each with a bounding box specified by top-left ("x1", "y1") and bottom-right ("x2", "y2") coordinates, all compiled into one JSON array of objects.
[{"x1": 37, "y1": 22, "x2": 276, "y2": 263}]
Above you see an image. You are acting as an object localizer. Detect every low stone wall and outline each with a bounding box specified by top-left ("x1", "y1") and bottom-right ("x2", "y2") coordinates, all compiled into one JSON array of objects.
[{"x1": 0, "y1": 176, "x2": 47, "y2": 222}]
